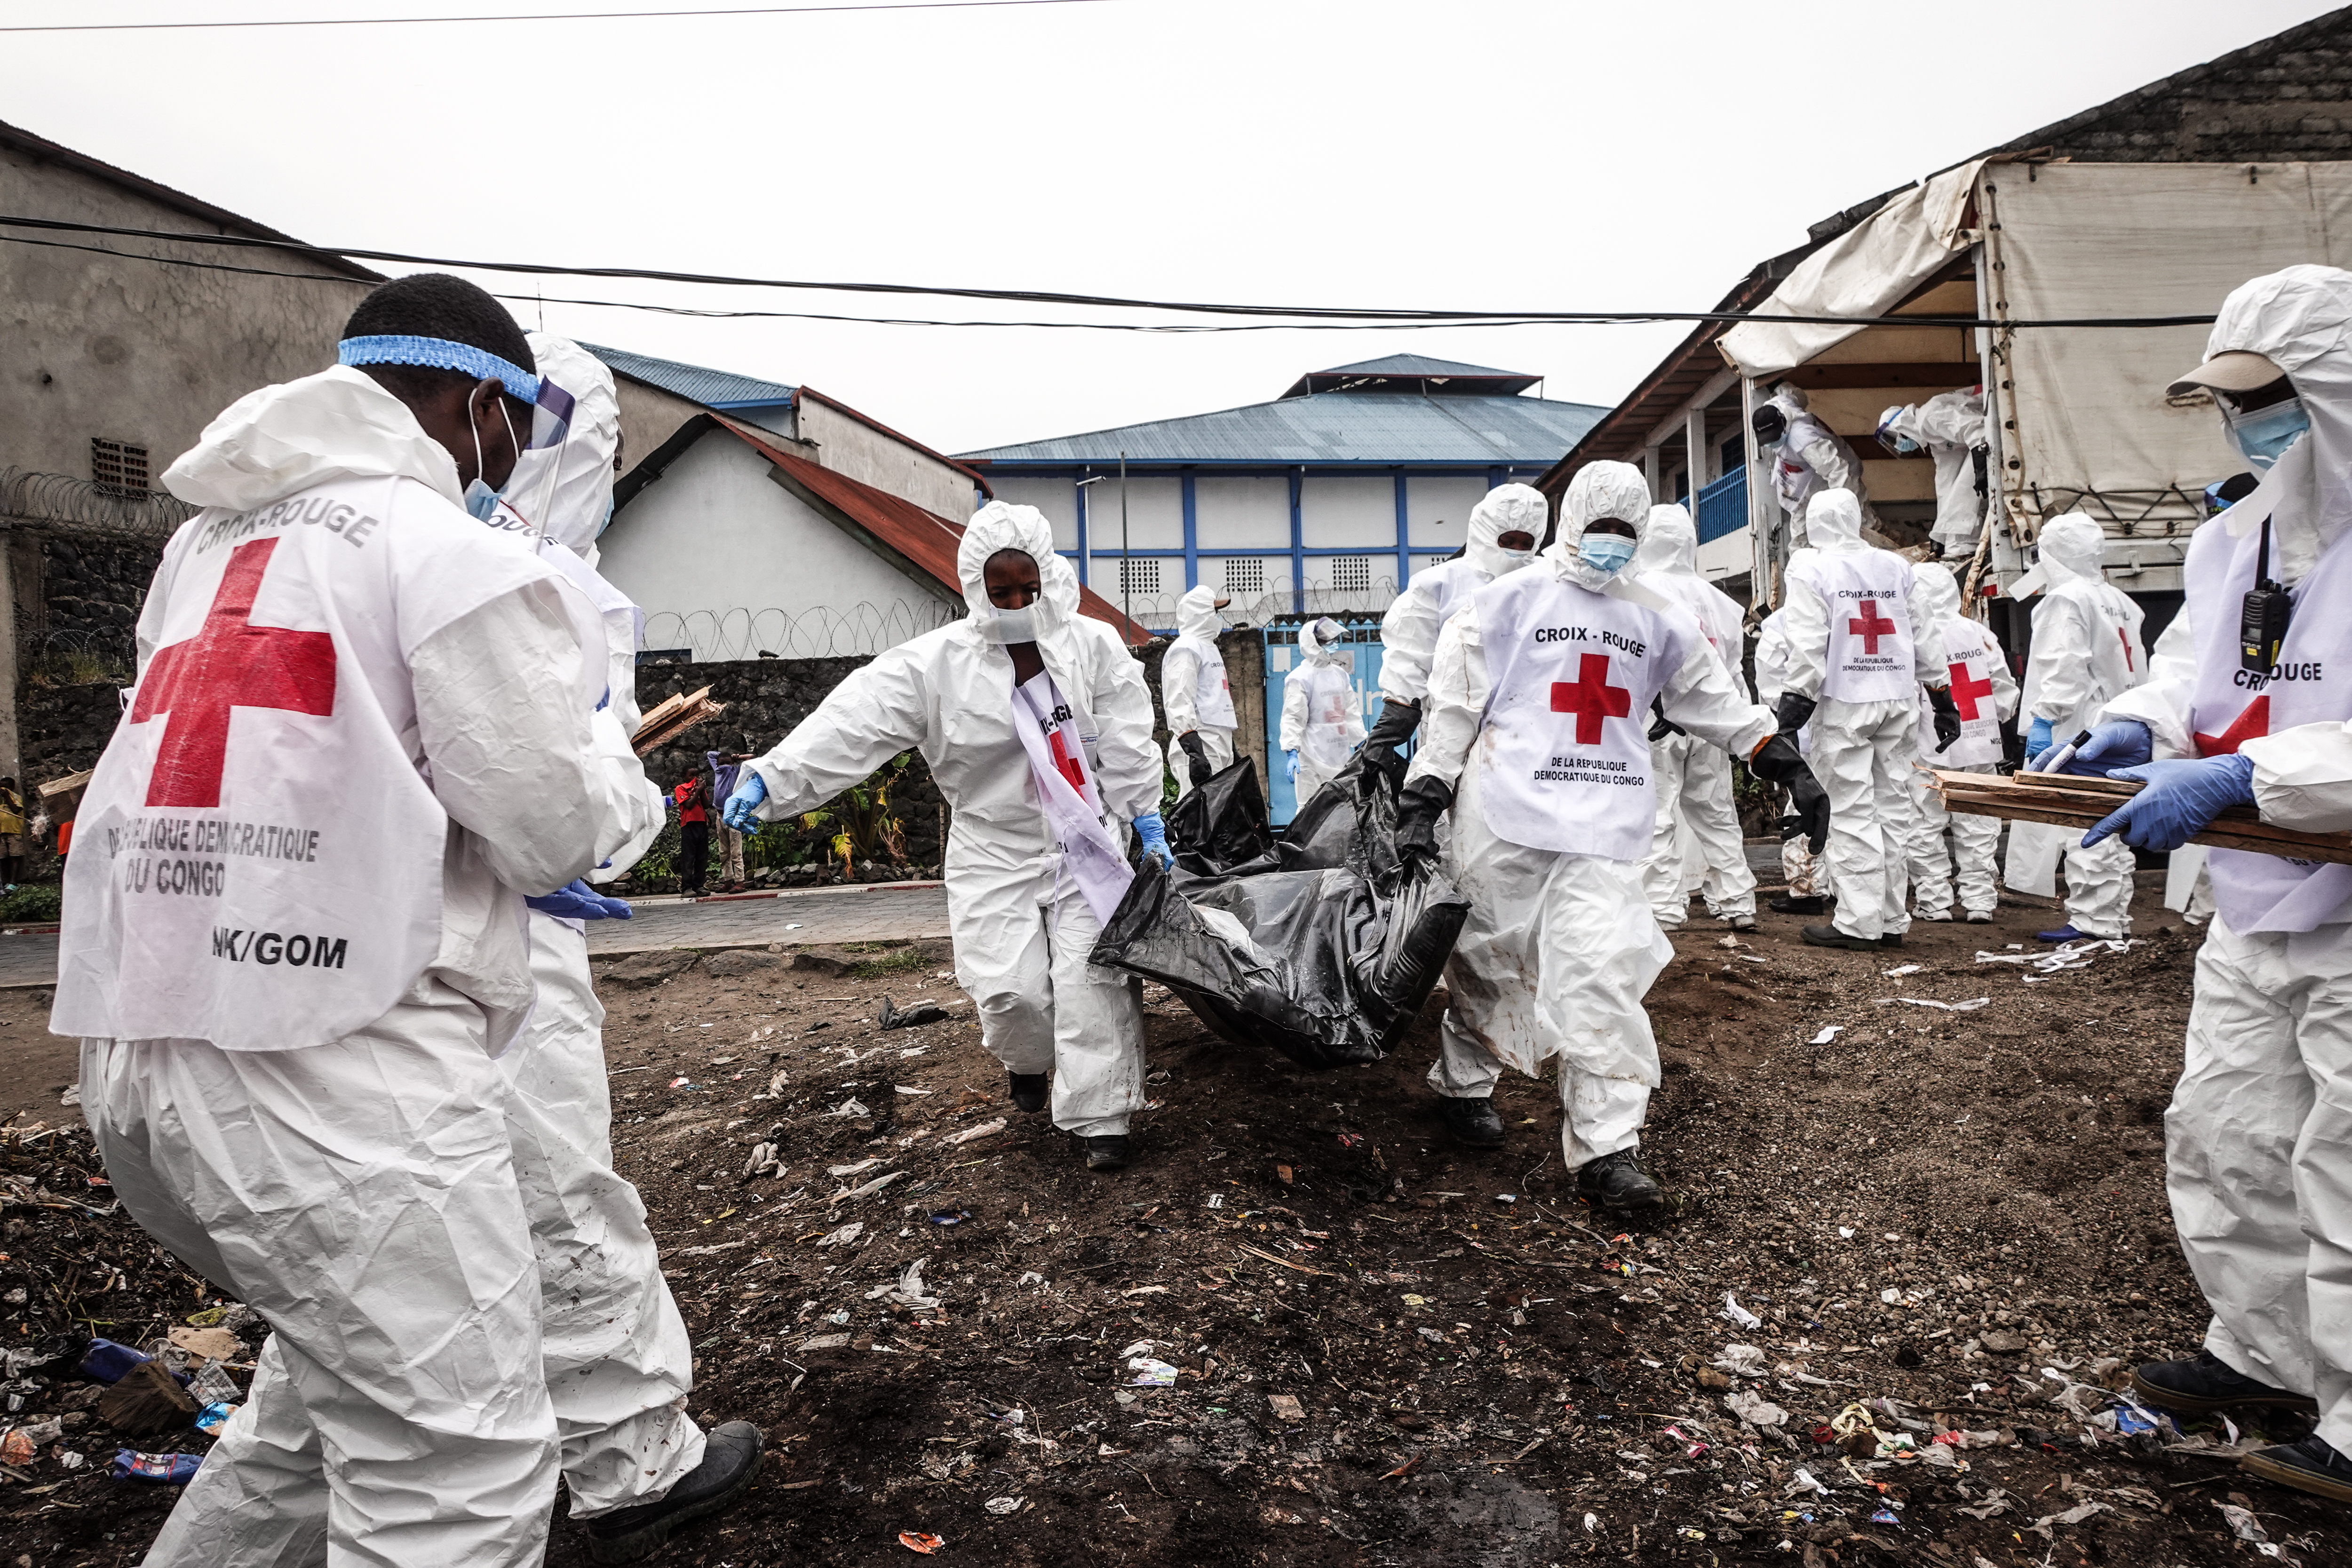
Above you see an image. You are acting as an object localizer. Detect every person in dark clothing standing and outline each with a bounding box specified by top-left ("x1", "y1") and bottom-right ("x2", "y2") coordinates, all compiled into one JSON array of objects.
[{"x1": 673, "y1": 774, "x2": 711, "y2": 895}]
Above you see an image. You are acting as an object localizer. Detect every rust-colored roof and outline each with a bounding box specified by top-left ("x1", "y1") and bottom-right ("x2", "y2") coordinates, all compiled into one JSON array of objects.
[{"x1": 716, "y1": 418, "x2": 1148, "y2": 643}]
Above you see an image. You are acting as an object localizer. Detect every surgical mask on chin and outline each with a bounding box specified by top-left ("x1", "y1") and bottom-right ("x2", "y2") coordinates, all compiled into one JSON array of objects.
[
  {"x1": 463, "y1": 478, "x2": 502, "y2": 522},
  {"x1": 980, "y1": 605, "x2": 1039, "y2": 644},
  {"x1": 1577, "y1": 534, "x2": 1638, "y2": 575},
  {"x1": 2227, "y1": 396, "x2": 2311, "y2": 471}
]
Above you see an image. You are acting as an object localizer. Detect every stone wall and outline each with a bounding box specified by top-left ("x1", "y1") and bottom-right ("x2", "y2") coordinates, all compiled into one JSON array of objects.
[{"x1": 21, "y1": 535, "x2": 158, "y2": 677}]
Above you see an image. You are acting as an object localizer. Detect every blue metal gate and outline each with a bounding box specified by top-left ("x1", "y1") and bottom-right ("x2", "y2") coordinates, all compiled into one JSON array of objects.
[{"x1": 1260, "y1": 616, "x2": 1386, "y2": 825}]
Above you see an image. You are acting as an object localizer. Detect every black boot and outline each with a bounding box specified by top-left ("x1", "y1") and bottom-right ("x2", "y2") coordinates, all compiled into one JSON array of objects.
[
  {"x1": 584, "y1": 1421, "x2": 765, "y2": 1564},
  {"x1": 1083, "y1": 1134, "x2": 1130, "y2": 1171},
  {"x1": 1575, "y1": 1148, "x2": 1663, "y2": 1211},
  {"x1": 1437, "y1": 1095, "x2": 1506, "y2": 1149},
  {"x1": 2131, "y1": 1350, "x2": 2317, "y2": 1415},
  {"x1": 1009, "y1": 1072, "x2": 1048, "y2": 1113},
  {"x1": 1768, "y1": 893, "x2": 1827, "y2": 915},
  {"x1": 1801, "y1": 923, "x2": 1881, "y2": 952},
  {"x1": 2242, "y1": 1434, "x2": 2352, "y2": 1504}
]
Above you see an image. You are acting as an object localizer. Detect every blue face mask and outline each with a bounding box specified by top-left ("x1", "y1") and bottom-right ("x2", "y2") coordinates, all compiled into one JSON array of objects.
[
  {"x1": 2227, "y1": 395, "x2": 2311, "y2": 471},
  {"x1": 463, "y1": 478, "x2": 502, "y2": 522},
  {"x1": 1578, "y1": 533, "x2": 1638, "y2": 575}
]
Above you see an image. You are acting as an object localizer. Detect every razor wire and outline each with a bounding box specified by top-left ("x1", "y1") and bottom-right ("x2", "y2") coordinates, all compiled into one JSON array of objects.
[
  {"x1": 0, "y1": 468, "x2": 194, "y2": 542},
  {"x1": 637, "y1": 599, "x2": 965, "y2": 662}
]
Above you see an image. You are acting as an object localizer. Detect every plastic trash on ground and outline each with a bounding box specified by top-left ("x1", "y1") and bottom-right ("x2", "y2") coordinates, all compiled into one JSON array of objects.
[
  {"x1": 1092, "y1": 759, "x2": 1470, "y2": 1070},
  {"x1": 76, "y1": 1337, "x2": 151, "y2": 1385},
  {"x1": 898, "y1": 1530, "x2": 946, "y2": 1554},
  {"x1": 193, "y1": 1401, "x2": 238, "y2": 1436},
  {"x1": 111, "y1": 1449, "x2": 203, "y2": 1484}
]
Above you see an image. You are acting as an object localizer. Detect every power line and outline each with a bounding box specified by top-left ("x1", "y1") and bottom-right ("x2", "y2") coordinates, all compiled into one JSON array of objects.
[
  {"x1": 0, "y1": 215, "x2": 2222, "y2": 331},
  {"x1": 0, "y1": 0, "x2": 1117, "y2": 33}
]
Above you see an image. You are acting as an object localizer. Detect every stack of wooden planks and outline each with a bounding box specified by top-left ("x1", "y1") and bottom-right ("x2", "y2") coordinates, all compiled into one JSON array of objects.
[
  {"x1": 1927, "y1": 768, "x2": 2352, "y2": 865},
  {"x1": 631, "y1": 686, "x2": 726, "y2": 756}
]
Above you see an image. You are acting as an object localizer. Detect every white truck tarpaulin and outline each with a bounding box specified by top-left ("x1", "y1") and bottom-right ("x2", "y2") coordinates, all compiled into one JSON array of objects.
[{"x1": 1717, "y1": 160, "x2": 1984, "y2": 379}]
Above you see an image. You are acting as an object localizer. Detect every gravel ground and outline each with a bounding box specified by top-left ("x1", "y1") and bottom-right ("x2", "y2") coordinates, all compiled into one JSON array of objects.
[{"x1": 2, "y1": 883, "x2": 2343, "y2": 1566}]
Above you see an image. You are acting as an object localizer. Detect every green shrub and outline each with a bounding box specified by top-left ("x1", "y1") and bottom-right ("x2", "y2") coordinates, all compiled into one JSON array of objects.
[{"x1": 0, "y1": 883, "x2": 62, "y2": 922}]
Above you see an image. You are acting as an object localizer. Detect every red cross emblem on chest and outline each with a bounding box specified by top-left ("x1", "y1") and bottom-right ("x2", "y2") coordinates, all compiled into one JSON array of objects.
[
  {"x1": 1847, "y1": 598, "x2": 1898, "y2": 653},
  {"x1": 1549, "y1": 653, "x2": 1631, "y2": 745},
  {"x1": 2194, "y1": 696, "x2": 2269, "y2": 758},
  {"x1": 1947, "y1": 659, "x2": 1994, "y2": 721},
  {"x1": 129, "y1": 537, "x2": 337, "y2": 809}
]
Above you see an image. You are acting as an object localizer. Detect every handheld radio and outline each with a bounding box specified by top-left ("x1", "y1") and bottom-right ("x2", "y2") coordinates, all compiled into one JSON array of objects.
[{"x1": 2241, "y1": 513, "x2": 2293, "y2": 674}]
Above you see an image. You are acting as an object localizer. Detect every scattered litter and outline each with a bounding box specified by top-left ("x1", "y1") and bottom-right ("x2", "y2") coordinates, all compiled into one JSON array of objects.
[
  {"x1": 187, "y1": 1362, "x2": 240, "y2": 1404},
  {"x1": 1882, "y1": 963, "x2": 1922, "y2": 977},
  {"x1": 829, "y1": 1098, "x2": 873, "y2": 1119},
  {"x1": 879, "y1": 998, "x2": 951, "y2": 1030},
  {"x1": 829, "y1": 1171, "x2": 904, "y2": 1202},
  {"x1": 59, "y1": 1083, "x2": 81, "y2": 1106},
  {"x1": 943, "y1": 1119, "x2": 1006, "y2": 1146},
  {"x1": 898, "y1": 1530, "x2": 946, "y2": 1553},
  {"x1": 743, "y1": 1141, "x2": 783, "y2": 1179},
  {"x1": 866, "y1": 1257, "x2": 942, "y2": 1311},
  {"x1": 894, "y1": 1085, "x2": 934, "y2": 1096},
  {"x1": 799, "y1": 1333, "x2": 851, "y2": 1351},
  {"x1": 1128, "y1": 1358, "x2": 1179, "y2": 1387},
  {"x1": 78, "y1": 1338, "x2": 151, "y2": 1384},
  {"x1": 1719, "y1": 1292, "x2": 1763, "y2": 1329},
  {"x1": 1713, "y1": 1344, "x2": 1767, "y2": 1376},
  {"x1": 1869, "y1": 1508, "x2": 1901, "y2": 1526},
  {"x1": 814, "y1": 1222, "x2": 865, "y2": 1248},
  {"x1": 1206, "y1": 1193, "x2": 1224, "y2": 1209},
  {"x1": 56, "y1": 1449, "x2": 85, "y2": 1470},
  {"x1": 1266, "y1": 1393, "x2": 1304, "y2": 1421},
  {"x1": 2218, "y1": 1503, "x2": 2265, "y2": 1543},
  {"x1": 985, "y1": 1496, "x2": 1023, "y2": 1515},
  {"x1": 829, "y1": 1159, "x2": 880, "y2": 1178},
  {"x1": 1881, "y1": 995, "x2": 1991, "y2": 1011},
  {"x1": 1808, "y1": 1026, "x2": 1843, "y2": 1045},
  {"x1": 193, "y1": 1401, "x2": 237, "y2": 1436},
  {"x1": 669, "y1": 1076, "x2": 698, "y2": 1090},
  {"x1": 929, "y1": 1210, "x2": 969, "y2": 1226},
  {"x1": 111, "y1": 1450, "x2": 202, "y2": 1484},
  {"x1": 1724, "y1": 1388, "x2": 1788, "y2": 1427}
]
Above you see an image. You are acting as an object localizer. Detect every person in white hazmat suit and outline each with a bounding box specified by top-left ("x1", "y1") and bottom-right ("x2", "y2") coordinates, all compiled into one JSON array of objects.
[
  {"x1": 472, "y1": 333, "x2": 753, "y2": 1559},
  {"x1": 1753, "y1": 388, "x2": 1874, "y2": 538},
  {"x1": 56, "y1": 275, "x2": 757, "y2": 1567},
  {"x1": 1751, "y1": 606, "x2": 1829, "y2": 914},
  {"x1": 1280, "y1": 616, "x2": 1367, "y2": 805},
  {"x1": 1772, "y1": 489, "x2": 1962, "y2": 950},
  {"x1": 2036, "y1": 266, "x2": 2352, "y2": 1505},
  {"x1": 1359, "y1": 484, "x2": 1545, "y2": 777},
  {"x1": 1902, "y1": 564, "x2": 2017, "y2": 922},
  {"x1": 1632, "y1": 503, "x2": 1759, "y2": 931},
  {"x1": 1163, "y1": 584, "x2": 1236, "y2": 796},
  {"x1": 1394, "y1": 461, "x2": 1828, "y2": 1201},
  {"x1": 1878, "y1": 390, "x2": 1989, "y2": 558},
  {"x1": 722, "y1": 503, "x2": 1168, "y2": 1171},
  {"x1": 2011, "y1": 512, "x2": 2147, "y2": 942}
]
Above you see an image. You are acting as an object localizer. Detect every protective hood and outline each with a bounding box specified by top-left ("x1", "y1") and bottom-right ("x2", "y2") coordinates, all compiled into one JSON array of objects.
[
  {"x1": 1912, "y1": 561, "x2": 1962, "y2": 631},
  {"x1": 1301, "y1": 616, "x2": 1348, "y2": 667},
  {"x1": 2037, "y1": 511, "x2": 2106, "y2": 587},
  {"x1": 957, "y1": 501, "x2": 1081, "y2": 654},
  {"x1": 1176, "y1": 584, "x2": 1225, "y2": 640},
  {"x1": 1633, "y1": 503, "x2": 1699, "y2": 578},
  {"x1": 1804, "y1": 490, "x2": 1867, "y2": 553},
  {"x1": 1465, "y1": 483, "x2": 1548, "y2": 579},
  {"x1": 504, "y1": 334, "x2": 621, "y2": 553},
  {"x1": 162, "y1": 364, "x2": 463, "y2": 512},
  {"x1": 1549, "y1": 461, "x2": 1653, "y2": 591},
  {"x1": 2199, "y1": 264, "x2": 2352, "y2": 566}
]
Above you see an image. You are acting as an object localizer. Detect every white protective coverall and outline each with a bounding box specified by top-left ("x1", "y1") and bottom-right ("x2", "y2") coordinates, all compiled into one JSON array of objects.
[
  {"x1": 1410, "y1": 464, "x2": 1774, "y2": 1168},
  {"x1": 1633, "y1": 503, "x2": 1758, "y2": 927},
  {"x1": 1882, "y1": 390, "x2": 1988, "y2": 556},
  {"x1": 1764, "y1": 389, "x2": 1874, "y2": 537},
  {"x1": 1903, "y1": 565, "x2": 2017, "y2": 919},
  {"x1": 1779, "y1": 490, "x2": 1950, "y2": 941},
  {"x1": 743, "y1": 503, "x2": 1160, "y2": 1136},
  {"x1": 1162, "y1": 585, "x2": 1235, "y2": 796},
  {"x1": 1279, "y1": 617, "x2": 1366, "y2": 806},
  {"x1": 59, "y1": 366, "x2": 605, "y2": 1567},
  {"x1": 487, "y1": 336, "x2": 702, "y2": 1517},
  {"x1": 1378, "y1": 483, "x2": 1546, "y2": 708},
  {"x1": 2010, "y1": 512, "x2": 2147, "y2": 936},
  {"x1": 1752, "y1": 607, "x2": 1824, "y2": 899},
  {"x1": 2097, "y1": 264, "x2": 2352, "y2": 1447}
]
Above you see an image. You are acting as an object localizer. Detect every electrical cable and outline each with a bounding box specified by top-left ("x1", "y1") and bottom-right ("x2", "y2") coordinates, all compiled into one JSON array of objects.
[
  {"x1": 0, "y1": 214, "x2": 2222, "y2": 331},
  {"x1": 0, "y1": 0, "x2": 1118, "y2": 33}
]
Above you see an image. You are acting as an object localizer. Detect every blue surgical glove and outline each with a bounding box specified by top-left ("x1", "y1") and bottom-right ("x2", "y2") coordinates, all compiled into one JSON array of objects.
[
  {"x1": 1285, "y1": 748, "x2": 1300, "y2": 783},
  {"x1": 525, "y1": 879, "x2": 635, "y2": 921},
  {"x1": 2063, "y1": 718, "x2": 2153, "y2": 777},
  {"x1": 2082, "y1": 754, "x2": 2257, "y2": 853},
  {"x1": 2026, "y1": 715, "x2": 2056, "y2": 766},
  {"x1": 722, "y1": 771, "x2": 767, "y2": 836},
  {"x1": 1133, "y1": 812, "x2": 1173, "y2": 870}
]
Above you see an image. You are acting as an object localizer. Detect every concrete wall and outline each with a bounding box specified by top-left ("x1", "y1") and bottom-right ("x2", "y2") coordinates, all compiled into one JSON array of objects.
[
  {"x1": 797, "y1": 394, "x2": 983, "y2": 525},
  {"x1": 612, "y1": 372, "x2": 748, "y2": 487},
  {"x1": 598, "y1": 430, "x2": 960, "y2": 661}
]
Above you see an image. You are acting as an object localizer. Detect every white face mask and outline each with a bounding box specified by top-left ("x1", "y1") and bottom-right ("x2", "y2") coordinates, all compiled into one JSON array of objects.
[
  {"x1": 1494, "y1": 544, "x2": 1534, "y2": 564},
  {"x1": 980, "y1": 605, "x2": 1039, "y2": 644}
]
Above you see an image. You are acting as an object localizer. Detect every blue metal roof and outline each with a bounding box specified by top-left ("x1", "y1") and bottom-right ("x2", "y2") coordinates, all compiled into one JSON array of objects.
[
  {"x1": 1310, "y1": 354, "x2": 1531, "y2": 379},
  {"x1": 959, "y1": 389, "x2": 1606, "y2": 467},
  {"x1": 581, "y1": 343, "x2": 797, "y2": 410}
]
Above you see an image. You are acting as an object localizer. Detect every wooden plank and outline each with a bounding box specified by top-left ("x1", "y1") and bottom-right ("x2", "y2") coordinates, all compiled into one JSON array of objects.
[{"x1": 1929, "y1": 776, "x2": 2352, "y2": 865}]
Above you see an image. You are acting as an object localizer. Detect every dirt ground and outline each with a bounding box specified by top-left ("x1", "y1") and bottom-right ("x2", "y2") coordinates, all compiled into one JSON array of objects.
[{"x1": 2, "y1": 876, "x2": 2344, "y2": 1566}]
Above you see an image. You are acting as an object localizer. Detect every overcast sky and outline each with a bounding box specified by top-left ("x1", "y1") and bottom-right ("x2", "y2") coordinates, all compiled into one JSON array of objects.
[{"x1": 3, "y1": 0, "x2": 2338, "y2": 456}]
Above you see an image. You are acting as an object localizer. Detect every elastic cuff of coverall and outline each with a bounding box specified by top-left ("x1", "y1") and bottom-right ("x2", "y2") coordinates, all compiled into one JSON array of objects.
[
  {"x1": 1562, "y1": 1126, "x2": 1642, "y2": 1171},
  {"x1": 976, "y1": 1032, "x2": 1055, "y2": 1076},
  {"x1": 1060, "y1": 1115, "x2": 1130, "y2": 1138}
]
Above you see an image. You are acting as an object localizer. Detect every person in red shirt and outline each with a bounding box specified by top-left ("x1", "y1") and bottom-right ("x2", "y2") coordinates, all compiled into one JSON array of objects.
[{"x1": 673, "y1": 775, "x2": 710, "y2": 894}]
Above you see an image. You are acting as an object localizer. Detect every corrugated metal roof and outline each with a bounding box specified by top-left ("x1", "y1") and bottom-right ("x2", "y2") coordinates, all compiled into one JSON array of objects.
[
  {"x1": 959, "y1": 390, "x2": 1605, "y2": 467},
  {"x1": 1311, "y1": 354, "x2": 1530, "y2": 379},
  {"x1": 582, "y1": 343, "x2": 797, "y2": 409}
]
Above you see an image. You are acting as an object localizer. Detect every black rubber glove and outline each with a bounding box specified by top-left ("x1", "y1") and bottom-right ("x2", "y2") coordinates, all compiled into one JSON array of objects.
[
  {"x1": 1176, "y1": 730, "x2": 1213, "y2": 788},
  {"x1": 1359, "y1": 697, "x2": 1422, "y2": 776},
  {"x1": 1773, "y1": 690, "x2": 1817, "y2": 739},
  {"x1": 1927, "y1": 685, "x2": 1963, "y2": 753},
  {"x1": 1647, "y1": 697, "x2": 1686, "y2": 743},
  {"x1": 1393, "y1": 775, "x2": 1454, "y2": 867},
  {"x1": 1747, "y1": 733, "x2": 1830, "y2": 854}
]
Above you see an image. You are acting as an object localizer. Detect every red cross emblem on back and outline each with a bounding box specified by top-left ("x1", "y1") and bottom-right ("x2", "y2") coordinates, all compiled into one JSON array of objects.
[
  {"x1": 2195, "y1": 696, "x2": 2269, "y2": 758},
  {"x1": 129, "y1": 537, "x2": 337, "y2": 809},
  {"x1": 1549, "y1": 653, "x2": 1631, "y2": 744},
  {"x1": 1847, "y1": 598, "x2": 1898, "y2": 654},
  {"x1": 1947, "y1": 659, "x2": 1994, "y2": 721}
]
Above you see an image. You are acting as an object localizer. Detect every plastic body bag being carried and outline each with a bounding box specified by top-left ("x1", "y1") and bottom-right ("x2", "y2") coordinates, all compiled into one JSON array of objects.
[
  {"x1": 1164, "y1": 754, "x2": 1274, "y2": 874},
  {"x1": 1091, "y1": 757, "x2": 1470, "y2": 1069}
]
